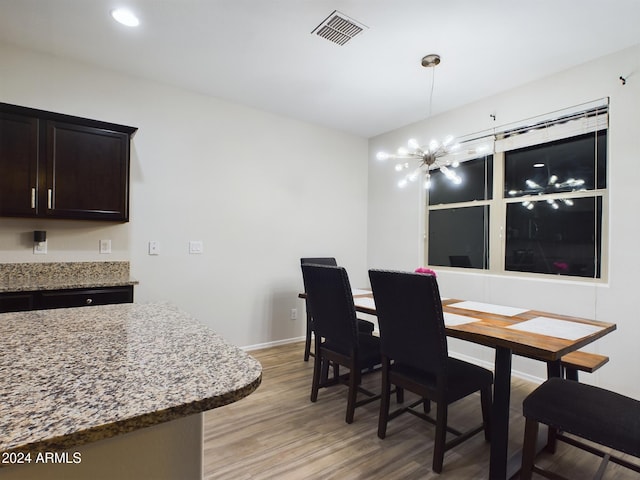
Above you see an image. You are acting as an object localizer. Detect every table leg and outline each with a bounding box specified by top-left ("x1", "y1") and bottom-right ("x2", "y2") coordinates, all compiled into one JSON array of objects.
[
  {"x1": 489, "y1": 346, "x2": 512, "y2": 480},
  {"x1": 545, "y1": 359, "x2": 562, "y2": 453}
]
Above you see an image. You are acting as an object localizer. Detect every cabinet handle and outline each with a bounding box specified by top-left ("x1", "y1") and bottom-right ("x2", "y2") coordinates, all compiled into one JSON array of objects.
[
  {"x1": 85, "y1": 298, "x2": 93, "y2": 305},
  {"x1": 47, "y1": 189, "x2": 52, "y2": 209},
  {"x1": 31, "y1": 188, "x2": 36, "y2": 209}
]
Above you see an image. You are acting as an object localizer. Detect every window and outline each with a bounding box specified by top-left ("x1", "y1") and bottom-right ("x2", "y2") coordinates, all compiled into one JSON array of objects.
[
  {"x1": 425, "y1": 100, "x2": 608, "y2": 280},
  {"x1": 427, "y1": 155, "x2": 492, "y2": 269},
  {"x1": 504, "y1": 132, "x2": 606, "y2": 278}
]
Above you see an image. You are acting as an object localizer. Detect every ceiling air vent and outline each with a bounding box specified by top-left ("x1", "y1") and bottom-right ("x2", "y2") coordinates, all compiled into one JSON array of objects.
[{"x1": 312, "y1": 10, "x2": 367, "y2": 46}]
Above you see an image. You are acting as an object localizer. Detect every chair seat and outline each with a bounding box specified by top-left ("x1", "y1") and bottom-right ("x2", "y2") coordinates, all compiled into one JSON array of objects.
[
  {"x1": 523, "y1": 377, "x2": 640, "y2": 457},
  {"x1": 324, "y1": 333, "x2": 381, "y2": 369},
  {"x1": 392, "y1": 358, "x2": 493, "y2": 402}
]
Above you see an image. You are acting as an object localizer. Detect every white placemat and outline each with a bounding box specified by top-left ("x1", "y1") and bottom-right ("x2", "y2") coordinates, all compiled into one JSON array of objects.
[
  {"x1": 353, "y1": 297, "x2": 376, "y2": 310},
  {"x1": 448, "y1": 301, "x2": 528, "y2": 317},
  {"x1": 352, "y1": 289, "x2": 372, "y2": 296},
  {"x1": 507, "y1": 316, "x2": 604, "y2": 340},
  {"x1": 444, "y1": 312, "x2": 478, "y2": 326}
]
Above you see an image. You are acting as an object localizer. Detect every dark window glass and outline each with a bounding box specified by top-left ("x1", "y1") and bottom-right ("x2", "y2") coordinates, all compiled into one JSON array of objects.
[
  {"x1": 428, "y1": 155, "x2": 493, "y2": 205},
  {"x1": 505, "y1": 196, "x2": 602, "y2": 278},
  {"x1": 504, "y1": 130, "x2": 607, "y2": 198},
  {"x1": 428, "y1": 206, "x2": 489, "y2": 269}
]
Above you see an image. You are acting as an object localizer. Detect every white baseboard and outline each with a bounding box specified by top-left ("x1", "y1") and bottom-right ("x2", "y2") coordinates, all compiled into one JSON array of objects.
[{"x1": 242, "y1": 336, "x2": 305, "y2": 352}]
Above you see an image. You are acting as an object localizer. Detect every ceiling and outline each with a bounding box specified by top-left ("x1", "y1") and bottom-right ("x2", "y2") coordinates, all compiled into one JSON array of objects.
[{"x1": 1, "y1": 1, "x2": 639, "y2": 138}]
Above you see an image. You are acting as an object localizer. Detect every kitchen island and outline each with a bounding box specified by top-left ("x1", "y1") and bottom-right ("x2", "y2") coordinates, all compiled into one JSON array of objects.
[{"x1": 0, "y1": 303, "x2": 262, "y2": 479}]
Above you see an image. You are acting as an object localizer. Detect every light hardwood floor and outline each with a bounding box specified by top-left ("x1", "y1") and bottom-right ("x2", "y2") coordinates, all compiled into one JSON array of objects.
[{"x1": 203, "y1": 342, "x2": 636, "y2": 479}]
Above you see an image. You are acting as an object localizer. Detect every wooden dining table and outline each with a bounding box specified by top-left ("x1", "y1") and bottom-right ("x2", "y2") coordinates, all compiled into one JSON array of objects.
[{"x1": 348, "y1": 289, "x2": 617, "y2": 480}]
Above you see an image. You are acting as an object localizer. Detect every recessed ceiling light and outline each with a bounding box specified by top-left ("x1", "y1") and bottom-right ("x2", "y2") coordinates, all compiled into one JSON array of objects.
[
  {"x1": 533, "y1": 163, "x2": 545, "y2": 167},
  {"x1": 111, "y1": 8, "x2": 140, "y2": 27}
]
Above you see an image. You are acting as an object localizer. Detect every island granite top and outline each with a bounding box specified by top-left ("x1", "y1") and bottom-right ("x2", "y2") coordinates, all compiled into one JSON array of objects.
[{"x1": 0, "y1": 303, "x2": 262, "y2": 454}]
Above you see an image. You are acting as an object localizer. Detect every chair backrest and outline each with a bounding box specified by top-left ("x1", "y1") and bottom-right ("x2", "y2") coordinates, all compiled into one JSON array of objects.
[
  {"x1": 301, "y1": 264, "x2": 358, "y2": 351},
  {"x1": 300, "y1": 257, "x2": 338, "y2": 267},
  {"x1": 369, "y1": 269, "x2": 448, "y2": 373},
  {"x1": 300, "y1": 258, "x2": 339, "y2": 317}
]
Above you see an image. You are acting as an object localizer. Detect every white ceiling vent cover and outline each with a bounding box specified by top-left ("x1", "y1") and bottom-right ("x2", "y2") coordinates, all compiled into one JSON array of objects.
[{"x1": 312, "y1": 10, "x2": 367, "y2": 46}]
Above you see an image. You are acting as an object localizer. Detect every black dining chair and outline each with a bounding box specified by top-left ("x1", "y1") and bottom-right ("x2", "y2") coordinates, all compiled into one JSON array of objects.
[
  {"x1": 300, "y1": 257, "x2": 374, "y2": 361},
  {"x1": 368, "y1": 269, "x2": 493, "y2": 473},
  {"x1": 301, "y1": 263, "x2": 381, "y2": 423}
]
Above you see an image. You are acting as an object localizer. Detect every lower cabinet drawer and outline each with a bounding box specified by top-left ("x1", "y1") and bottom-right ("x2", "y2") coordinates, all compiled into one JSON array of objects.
[
  {"x1": 38, "y1": 286, "x2": 134, "y2": 309},
  {"x1": 0, "y1": 292, "x2": 35, "y2": 313}
]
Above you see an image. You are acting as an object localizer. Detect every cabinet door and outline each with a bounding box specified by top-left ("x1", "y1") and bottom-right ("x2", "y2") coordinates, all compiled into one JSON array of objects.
[
  {"x1": 45, "y1": 121, "x2": 130, "y2": 221},
  {"x1": 0, "y1": 112, "x2": 39, "y2": 217}
]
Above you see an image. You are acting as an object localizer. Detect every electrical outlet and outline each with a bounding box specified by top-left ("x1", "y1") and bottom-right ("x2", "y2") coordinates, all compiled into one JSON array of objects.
[
  {"x1": 99, "y1": 239, "x2": 112, "y2": 254},
  {"x1": 33, "y1": 241, "x2": 47, "y2": 255},
  {"x1": 148, "y1": 240, "x2": 160, "y2": 255},
  {"x1": 290, "y1": 308, "x2": 297, "y2": 320}
]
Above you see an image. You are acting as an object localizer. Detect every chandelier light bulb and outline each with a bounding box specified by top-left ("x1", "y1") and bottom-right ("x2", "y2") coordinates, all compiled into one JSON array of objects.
[
  {"x1": 398, "y1": 178, "x2": 408, "y2": 188},
  {"x1": 408, "y1": 168, "x2": 422, "y2": 182},
  {"x1": 397, "y1": 147, "x2": 408, "y2": 156},
  {"x1": 428, "y1": 139, "x2": 439, "y2": 152},
  {"x1": 111, "y1": 8, "x2": 140, "y2": 27},
  {"x1": 440, "y1": 165, "x2": 452, "y2": 178},
  {"x1": 376, "y1": 151, "x2": 389, "y2": 161},
  {"x1": 408, "y1": 138, "x2": 420, "y2": 150}
]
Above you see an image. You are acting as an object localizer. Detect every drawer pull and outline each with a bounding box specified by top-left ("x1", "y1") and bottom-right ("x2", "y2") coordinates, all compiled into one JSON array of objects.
[
  {"x1": 85, "y1": 298, "x2": 93, "y2": 305},
  {"x1": 47, "y1": 189, "x2": 53, "y2": 209},
  {"x1": 31, "y1": 188, "x2": 36, "y2": 209}
]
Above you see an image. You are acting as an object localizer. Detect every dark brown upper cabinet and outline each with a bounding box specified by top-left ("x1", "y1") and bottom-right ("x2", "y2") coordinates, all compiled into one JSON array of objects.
[{"x1": 0, "y1": 103, "x2": 137, "y2": 222}]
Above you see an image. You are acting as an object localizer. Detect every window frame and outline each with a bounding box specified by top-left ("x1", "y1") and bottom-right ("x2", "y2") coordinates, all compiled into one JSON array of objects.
[{"x1": 423, "y1": 100, "x2": 609, "y2": 282}]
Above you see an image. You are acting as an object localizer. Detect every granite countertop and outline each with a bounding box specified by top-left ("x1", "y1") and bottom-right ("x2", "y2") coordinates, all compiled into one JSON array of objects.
[
  {"x1": 0, "y1": 262, "x2": 138, "y2": 293},
  {"x1": 0, "y1": 303, "x2": 262, "y2": 455}
]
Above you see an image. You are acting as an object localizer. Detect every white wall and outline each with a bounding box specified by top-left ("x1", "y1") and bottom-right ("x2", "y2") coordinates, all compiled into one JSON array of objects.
[
  {"x1": 0, "y1": 43, "x2": 369, "y2": 347},
  {"x1": 369, "y1": 44, "x2": 640, "y2": 398}
]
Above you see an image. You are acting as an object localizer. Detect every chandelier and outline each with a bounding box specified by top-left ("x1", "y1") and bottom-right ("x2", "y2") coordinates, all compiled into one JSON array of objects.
[
  {"x1": 376, "y1": 54, "x2": 461, "y2": 189},
  {"x1": 376, "y1": 135, "x2": 462, "y2": 189}
]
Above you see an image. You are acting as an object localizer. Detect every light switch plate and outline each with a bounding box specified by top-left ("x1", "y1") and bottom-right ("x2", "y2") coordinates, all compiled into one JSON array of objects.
[
  {"x1": 148, "y1": 240, "x2": 160, "y2": 255},
  {"x1": 189, "y1": 240, "x2": 204, "y2": 254}
]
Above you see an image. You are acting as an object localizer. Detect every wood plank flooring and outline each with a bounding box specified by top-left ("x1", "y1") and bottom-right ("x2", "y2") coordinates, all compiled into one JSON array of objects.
[{"x1": 203, "y1": 342, "x2": 637, "y2": 479}]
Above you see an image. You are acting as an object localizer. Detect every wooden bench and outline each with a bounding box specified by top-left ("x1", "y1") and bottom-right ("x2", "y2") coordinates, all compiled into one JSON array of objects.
[{"x1": 560, "y1": 351, "x2": 609, "y2": 381}]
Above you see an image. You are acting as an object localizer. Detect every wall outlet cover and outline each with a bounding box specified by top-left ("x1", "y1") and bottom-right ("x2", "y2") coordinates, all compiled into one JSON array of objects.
[
  {"x1": 33, "y1": 241, "x2": 47, "y2": 255},
  {"x1": 99, "y1": 239, "x2": 112, "y2": 254}
]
